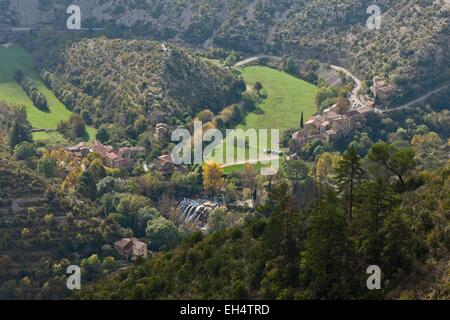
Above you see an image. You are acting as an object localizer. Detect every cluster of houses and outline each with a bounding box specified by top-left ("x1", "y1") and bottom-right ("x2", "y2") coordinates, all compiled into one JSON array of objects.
[
  {"x1": 66, "y1": 142, "x2": 91, "y2": 158},
  {"x1": 65, "y1": 140, "x2": 187, "y2": 175},
  {"x1": 92, "y1": 140, "x2": 145, "y2": 169},
  {"x1": 65, "y1": 141, "x2": 145, "y2": 170},
  {"x1": 292, "y1": 103, "x2": 373, "y2": 148}
]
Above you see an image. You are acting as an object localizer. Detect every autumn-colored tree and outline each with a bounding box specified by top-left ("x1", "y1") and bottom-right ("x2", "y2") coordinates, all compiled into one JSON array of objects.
[
  {"x1": 197, "y1": 109, "x2": 214, "y2": 123},
  {"x1": 334, "y1": 97, "x2": 350, "y2": 114},
  {"x1": 316, "y1": 152, "x2": 342, "y2": 185},
  {"x1": 61, "y1": 167, "x2": 83, "y2": 192},
  {"x1": 202, "y1": 161, "x2": 225, "y2": 197}
]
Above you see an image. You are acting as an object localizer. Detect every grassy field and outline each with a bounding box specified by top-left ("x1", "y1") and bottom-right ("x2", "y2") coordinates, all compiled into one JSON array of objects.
[
  {"x1": 207, "y1": 66, "x2": 317, "y2": 171},
  {"x1": 0, "y1": 44, "x2": 96, "y2": 143},
  {"x1": 223, "y1": 159, "x2": 284, "y2": 175},
  {"x1": 239, "y1": 66, "x2": 317, "y2": 133}
]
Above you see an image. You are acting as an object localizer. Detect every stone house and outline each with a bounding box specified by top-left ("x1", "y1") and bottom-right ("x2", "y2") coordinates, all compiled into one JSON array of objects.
[
  {"x1": 114, "y1": 238, "x2": 148, "y2": 260},
  {"x1": 372, "y1": 76, "x2": 397, "y2": 104},
  {"x1": 93, "y1": 140, "x2": 130, "y2": 169},
  {"x1": 118, "y1": 146, "x2": 145, "y2": 160},
  {"x1": 292, "y1": 104, "x2": 373, "y2": 148},
  {"x1": 154, "y1": 154, "x2": 188, "y2": 176},
  {"x1": 154, "y1": 154, "x2": 174, "y2": 176},
  {"x1": 65, "y1": 142, "x2": 91, "y2": 158},
  {"x1": 155, "y1": 123, "x2": 169, "y2": 140}
]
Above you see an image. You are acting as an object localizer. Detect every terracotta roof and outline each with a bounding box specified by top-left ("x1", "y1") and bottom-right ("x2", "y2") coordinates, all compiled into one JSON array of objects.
[
  {"x1": 326, "y1": 130, "x2": 337, "y2": 135},
  {"x1": 355, "y1": 106, "x2": 373, "y2": 114},
  {"x1": 114, "y1": 238, "x2": 132, "y2": 249},
  {"x1": 133, "y1": 241, "x2": 147, "y2": 251},
  {"x1": 292, "y1": 131, "x2": 303, "y2": 140},
  {"x1": 115, "y1": 238, "x2": 146, "y2": 249},
  {"x1": 158, "y1": 154, "x2": 173, "y2": 164},
  {"x1": 323, "y1": 104, "x2": 338, "y2": 114},
  {"x1": 305, "y1": 117, "x2": 323, "y2": 129},
  {"x1": 321, "y1": 121, "x2": 331, "y2": 127},
  {"x1": 324, "y1": 111, "x2": 339, "y2": 120},
  {"x1": 106, "y1": 152, "x2": 120, "y2": 161}
]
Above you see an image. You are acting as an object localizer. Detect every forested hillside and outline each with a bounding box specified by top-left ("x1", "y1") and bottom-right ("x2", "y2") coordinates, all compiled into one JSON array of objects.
[
  {"x1": 5, "y1": 0, "x2": 450, "y2": 105},
  {"x1": 0, "y1": 101, "x2": 128, "y2": 299},
  {"x1": 30, "y1": 37, "x2": 245, "y2": 128},
  {"x1": 76, "y1": 161, "x2": 450, "y2": 300}
]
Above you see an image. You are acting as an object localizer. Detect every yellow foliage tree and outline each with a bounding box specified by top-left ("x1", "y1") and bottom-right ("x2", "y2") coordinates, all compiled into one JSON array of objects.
[
  {"x1": 202, "y1": 161, "x2": 225, "y2": 197},
  {"x1": 316, "y1": 152, "x2": 342, "y2": 184},
  {"x1": 61, "y1": 166, "x2": 83, "y2": 193}
]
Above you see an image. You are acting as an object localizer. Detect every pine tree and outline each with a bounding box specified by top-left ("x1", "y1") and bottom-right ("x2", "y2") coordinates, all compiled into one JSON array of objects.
[
  {"x1": 300, "y1": 188, "x2": 354, "y2": 299},
  {"x1": 368, "y1": 142, "x2": 415, "y2": 188},
  {"x1": 300, "y1": 112, "x2": 304, "y2": 129},
  {"x1": 354, "y1": 177, "x2": 398, "y2": 263},
  {"x1": 8, "y1": 116, "x2": 32, "y2": 149},
  {"x1": 335, "y1": 145, "x2": 364, "y2": 221},
  {"x1": 77, "y1": 170, "x2": 97, "y2": 200},
  {"x1": 196, "y1": 164, "x2": 203, "y2": 185}
]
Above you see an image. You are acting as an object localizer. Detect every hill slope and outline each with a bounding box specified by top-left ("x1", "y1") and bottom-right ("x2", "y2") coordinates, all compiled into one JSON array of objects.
[
  {"x1": 75, "y1": 162, "x2": 450, "y2": 300},
  {"x1": 4, "y1": 0, "x2": 449, "y2": 105},
  {"x1": 39, "y1": 38, "x2": 245, "y2": 127}
]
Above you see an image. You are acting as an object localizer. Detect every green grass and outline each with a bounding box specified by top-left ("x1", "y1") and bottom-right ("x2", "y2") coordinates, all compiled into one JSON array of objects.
[
  {"x1": 239, "y1": 66, "x2": 317, "y2": 133},
  {"x1": 0, "y1": 44, "x2": 96, "y2": 143},
  {"x1": 223, "y1": 159, "x2": 283, "y2": 175},
  {"x1": 32, "y1": 131, "x2": 69, "y2": 145},
  {"x1": 207, "y1": 66, "x2": 317, "y2": 172}
]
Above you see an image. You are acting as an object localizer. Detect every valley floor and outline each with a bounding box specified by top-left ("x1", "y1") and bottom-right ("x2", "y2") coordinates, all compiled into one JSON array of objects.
[{"x1": 0, "y1": 44, "x2": 96, "y2": 144}]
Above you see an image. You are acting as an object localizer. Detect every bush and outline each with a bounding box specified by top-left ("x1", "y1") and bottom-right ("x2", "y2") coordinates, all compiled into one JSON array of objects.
[
  {"x1": 38, "y1": 158, "x2": 57, "y2": 178},
  {"x1": 145, "y1": 217, "x2": 180, "y2": 251},
  {"x1": 251, "y1": 220, "x2": 267, "y2": 239},
  {"x1": 15, "y1": 71, "x2": 49, "y2": 111},
  {"x1": 231, "y1": 228, "x2": 243, "y2": 241},
  {"x1": 13, "y1": 142, "x2": 36, "y2": 161}
]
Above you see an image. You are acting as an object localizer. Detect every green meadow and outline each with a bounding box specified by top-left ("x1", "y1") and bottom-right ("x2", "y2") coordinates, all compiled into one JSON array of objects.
[
  {"x1": 208, "y1": 66, "x2": 317, "y2": 171},
  {"x1": 239, "y1": 66, "x2": 317, "y2": 133},
  {"x1": 0, "y1": 44, "x2": 96, "y2": 143}
]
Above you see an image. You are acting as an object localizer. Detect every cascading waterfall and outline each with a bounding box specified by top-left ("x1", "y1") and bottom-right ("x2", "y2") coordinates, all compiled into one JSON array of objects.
[{"x1": 177, "y1": 198, "x2": 219, "y2": 226}]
